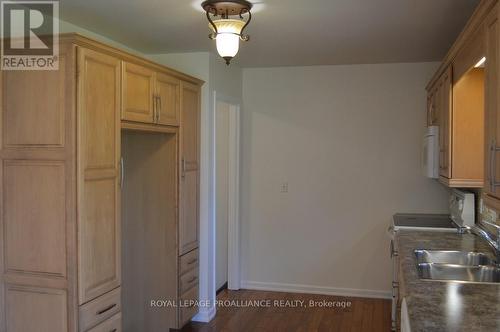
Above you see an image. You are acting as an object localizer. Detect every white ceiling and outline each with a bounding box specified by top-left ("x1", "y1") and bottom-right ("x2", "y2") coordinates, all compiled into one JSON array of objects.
[{"x1": 60, "y1": 0, "x2": 479, "y2": 67}]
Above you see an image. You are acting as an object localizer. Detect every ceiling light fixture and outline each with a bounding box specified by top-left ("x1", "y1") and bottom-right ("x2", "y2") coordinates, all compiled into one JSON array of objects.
[{"x1": 201, "y1": 0, "x2": 253, "y2": 65}]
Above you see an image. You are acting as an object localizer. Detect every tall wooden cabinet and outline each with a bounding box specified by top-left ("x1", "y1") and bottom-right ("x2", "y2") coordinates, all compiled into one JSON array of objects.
[
  {"x1": 77, "y1": 47, "x2": 122, "y2": 306},
  {"x1": 0, "y1": 42, "x2": 78, "y2": 332},
  {"x1": 0, "y1": 34, "x2": 203, "y2": 332},
  {"x1": 179, "y1": 82, "x2": 201, "y2": 255}
]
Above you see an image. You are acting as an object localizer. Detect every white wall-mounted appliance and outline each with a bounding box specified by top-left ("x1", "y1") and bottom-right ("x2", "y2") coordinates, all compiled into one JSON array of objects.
[
  {"x1": 449, "y1": 189, "x2": 475, "y2": 228},
  {"x1": 422, "y1": 125, "x2": 439, "y2": 178}
]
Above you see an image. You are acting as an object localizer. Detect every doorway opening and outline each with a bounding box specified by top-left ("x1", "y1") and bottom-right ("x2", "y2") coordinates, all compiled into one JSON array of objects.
[{"x1": 215, "y1": 96, "x2": 241, "y2": 293}]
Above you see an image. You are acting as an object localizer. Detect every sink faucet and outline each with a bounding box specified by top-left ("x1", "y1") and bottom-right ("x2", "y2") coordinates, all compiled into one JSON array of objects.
[{"x1": 462, "y1": 221, "x2": 500, "y2": 264}]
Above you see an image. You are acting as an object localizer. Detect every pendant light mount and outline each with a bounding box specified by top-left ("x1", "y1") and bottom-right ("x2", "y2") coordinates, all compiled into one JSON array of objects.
[{"x1": 202, "y1": 0, "x2": 253, "y2": 17}]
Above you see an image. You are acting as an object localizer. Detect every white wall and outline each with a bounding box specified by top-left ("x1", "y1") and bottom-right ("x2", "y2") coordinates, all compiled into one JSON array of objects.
[
  {"x1": 210, "y1": 55, "x2": 243, "y2": 103},
  {"x1": 60, "y1": 19, "x2": 144, "y2": 56},
  {"x1": 241, "y1": 62, "x2": 449, "y2": 297}
]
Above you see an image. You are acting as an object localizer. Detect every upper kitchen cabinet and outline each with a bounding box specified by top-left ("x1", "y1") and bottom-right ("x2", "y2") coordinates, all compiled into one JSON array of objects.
[
  {"x1": 122, "y1": 61, "x2": 155, "y2": 123},
  {"x1": 122, "y1": 62, "x2": 181, "y2": 126},
  {"x1": 156, "y1": 72, "x2": 181, "y2": 126},
  {"x1": 426, "y1": 20, "x2": 486, "y2": 188},
  {"x1": 484, "y1": 3, "x2": 500, "y2": 200}
]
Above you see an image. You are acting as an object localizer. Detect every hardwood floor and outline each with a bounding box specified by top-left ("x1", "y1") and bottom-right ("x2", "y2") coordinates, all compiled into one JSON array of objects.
[{"x1": 182, "y1": 289, "x2": 391, "y2": 332}]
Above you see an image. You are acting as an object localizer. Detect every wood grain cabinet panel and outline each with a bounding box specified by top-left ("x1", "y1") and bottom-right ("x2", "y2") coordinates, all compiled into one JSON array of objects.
[
  {"x1": 428, "y1": 61, "x2": 484, "y2": 188},
  {"x1": 179, "y1": 82, "x2": 200, "y2": 255},
  {"x1": 426, "y1": 89, "x2": 437, "y2": 126},
  {"x1": 2, "y1": 55, "x2": 66, "y2": 147},
  {"x1": 83, "y1": 59, "x2": 119, "y2": 170},
  {"x1": 0, "y1": 41, "x2": 77, "y2": 332},
  {"x1": 438, "y1": 66, "x2": 452, "y2": 179},
  {"x1": 179, "y1": 249, "x2": 199, "y2": 275},
  {"x1": 156, "y1": 72, "x2": 180, "y2": 126},
  {"x1": 122, "y1": 62, "x2": 155, "y2": 123},
  {"x1": 79, "y1": 287, "x2": 121, "y2": 331},
  {"x1": 87, "y1": 312, "x2": 122, "y2": 332},
  {"x1": 5, "y1": 285, "x2": 68, "y2": 332},
  {"x1": 79, "y1": 179, "x2": 120, "y2": 303},
  {"x1": 179, "y1": 286, "x2": 198, "y2": 328},
  {"x1": 78, "y1": 47, "x2": 121, "y2": 304},
  {"x1": 3, "y1": 161, "x2": 66, "y2": 277}
]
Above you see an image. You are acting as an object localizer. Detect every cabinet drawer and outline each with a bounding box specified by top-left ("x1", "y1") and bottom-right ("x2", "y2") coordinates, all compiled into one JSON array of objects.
[
  {"x1": 79, "y1": 287, "x2": 121, "y2": 331},
  {"x1": 87, "y1": 312, "x2": 122, "y2": 332},
  {"x1": 179, "y1": 249, "x2": 198, "y2": 275},
  {"x1": 179, "y1": 268, "x2": 199, "y2": 294},
  {"x1": 179, "y1": 286, "x2": 198, "y2": 327}
]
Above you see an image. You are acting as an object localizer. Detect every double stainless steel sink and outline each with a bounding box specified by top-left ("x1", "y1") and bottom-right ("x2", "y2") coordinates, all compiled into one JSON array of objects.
[{"x1": 415, "y1": 249, "x2": 500, "y2": 283}]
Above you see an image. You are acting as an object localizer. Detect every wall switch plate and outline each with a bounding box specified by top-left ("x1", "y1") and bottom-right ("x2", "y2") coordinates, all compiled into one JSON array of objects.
[{"x1": 280, "y1": 182, "x2": 288, "y2": 193}]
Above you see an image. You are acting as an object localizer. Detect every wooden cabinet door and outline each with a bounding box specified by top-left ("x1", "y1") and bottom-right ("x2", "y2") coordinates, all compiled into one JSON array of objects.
[
  {"x1": 122, "y1": 62, "x2": 155, "y2": 123},
  {"x1": 77, "y1": 47, "x2": 121, "y2": 304},
  {"x1": 179, "y1": 82, "x2": 200, "y2": 255},
  {"x1": 156, "y1": 72, "x2": 180, "y2": 126},
  {"x1": 485, "y1": 5, "x2": 500, "y2": 199},
  {"x1": 0, "y1": 42, "x2": 76, "y2": 332},
  {"x1": 438, "y1": 66, "x2": 452, "y2": 178}
]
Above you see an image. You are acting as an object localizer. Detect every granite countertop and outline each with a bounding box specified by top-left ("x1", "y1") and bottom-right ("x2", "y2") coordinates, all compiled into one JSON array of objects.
[{"x1": 395, "y1": 230, "x2": 500, "y2": 332}]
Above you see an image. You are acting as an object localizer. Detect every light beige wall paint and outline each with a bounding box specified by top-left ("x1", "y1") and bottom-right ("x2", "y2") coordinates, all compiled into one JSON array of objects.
[
  {"x1": 210, "y1": 54, "x2": 243, "y2": 103},
  {"x1": 215, "y1": 102, "x2": 231, "y2": 290},
  {"x1": 241, "y1": 62, "x2": 449, "y2": 295},
  {"x1": 60, "y1": 19, "x2": 145, "y2": 55},
  {"x1": 148, "y1": 53, "x2": 210, "y2": 81}
]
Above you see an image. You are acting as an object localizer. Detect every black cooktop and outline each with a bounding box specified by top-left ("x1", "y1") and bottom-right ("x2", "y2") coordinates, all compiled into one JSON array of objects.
[{"x1": 393, "y1": 213, "x2": 456, "y2": 228}]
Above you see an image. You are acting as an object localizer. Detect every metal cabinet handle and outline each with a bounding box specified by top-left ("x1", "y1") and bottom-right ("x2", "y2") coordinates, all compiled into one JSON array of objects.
[
  {"x1": 96, "y1": 303, "x2": 116, "y2": 315},
  {"x1": 152, "y1": 95, "x2": 157, "y2": 123},
  {"x1": 157, "y1": 95, "x2": 162, "y2": 123},
  {"x1": 490, "y1": 139, "x2": 500, "y2": 191},
  {"x1": 490, "y1": 140, "x2": 495, "y2": 191},
  {"x1": 181, "y1": 158, "x2": 186, "y2": 179},
  {"x1": 120, "y1": 157, "x2": 124, "y2": 188}
]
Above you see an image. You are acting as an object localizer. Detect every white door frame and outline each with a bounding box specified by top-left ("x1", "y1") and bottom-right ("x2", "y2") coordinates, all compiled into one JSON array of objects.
[{"x1": 213, "y1": 91, "x2": 241, "y2": 290}]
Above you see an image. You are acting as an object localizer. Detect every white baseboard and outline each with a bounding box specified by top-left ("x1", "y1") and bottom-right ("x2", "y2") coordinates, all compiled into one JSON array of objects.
[
  {"x1": 191, "y1": 305, "x2": 216, "y2": 323},
  {"x1": 241, "y1": 280, "x2": 391, "y2": 299}
]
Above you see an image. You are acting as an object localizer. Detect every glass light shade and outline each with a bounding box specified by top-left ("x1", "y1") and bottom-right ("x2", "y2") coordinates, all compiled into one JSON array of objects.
[
  {"x1": 210, "y1": 19, "x2": 246, "y2": 59},
  {"x1": 216, "y1": 33, "x2": 240, "y2": 58}
]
